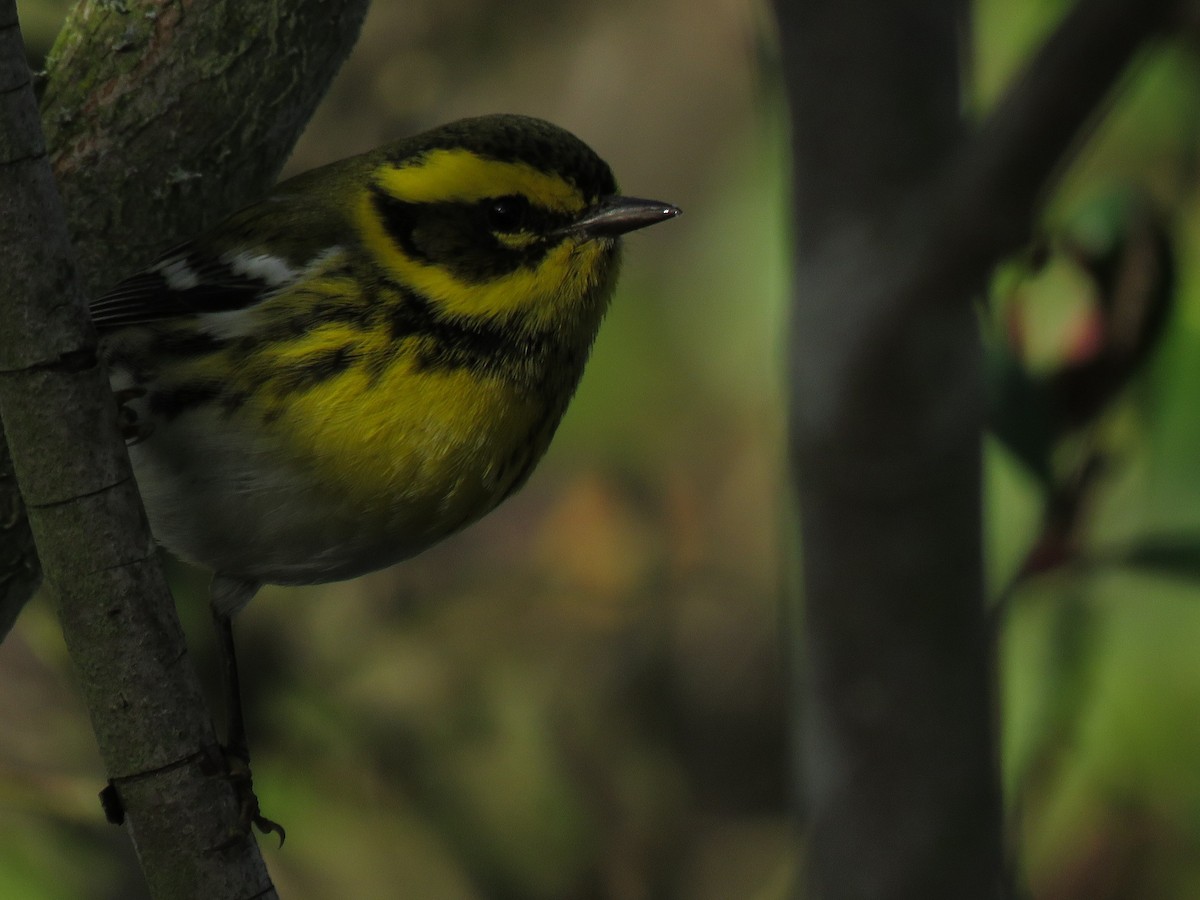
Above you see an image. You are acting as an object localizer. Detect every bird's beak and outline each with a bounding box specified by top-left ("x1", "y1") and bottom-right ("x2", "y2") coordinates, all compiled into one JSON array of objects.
[{"x1": 567, "y1": 196, "x2": 681, "y2": 238}]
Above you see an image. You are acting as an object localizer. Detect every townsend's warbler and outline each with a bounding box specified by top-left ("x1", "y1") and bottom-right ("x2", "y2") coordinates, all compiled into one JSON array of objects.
[{"x1": 92, "y1": 114, "x2": 678, "y2": 835}]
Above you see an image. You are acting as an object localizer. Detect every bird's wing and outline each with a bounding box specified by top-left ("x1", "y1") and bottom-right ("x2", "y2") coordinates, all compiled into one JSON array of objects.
[
  {"x1": 88, "y1": 247, "x2": 294, "y2": 330},
  {"x1": 89, "y1": 182, "x2": 354, "y2": 332}
]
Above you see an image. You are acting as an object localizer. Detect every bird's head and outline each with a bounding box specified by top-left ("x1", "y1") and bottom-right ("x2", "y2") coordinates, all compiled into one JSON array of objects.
[{"x1": 358, "y1": 114, "x2": 679, "y2": 334}]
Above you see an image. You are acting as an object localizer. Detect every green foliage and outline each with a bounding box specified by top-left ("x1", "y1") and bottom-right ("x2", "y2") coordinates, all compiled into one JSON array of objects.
[
  {"x1": 7, "y1": 0, "x2": 1200, "y2": 897},
  {"x1": 982, "y1": 6, "x2": 1200, "y2": 897}
]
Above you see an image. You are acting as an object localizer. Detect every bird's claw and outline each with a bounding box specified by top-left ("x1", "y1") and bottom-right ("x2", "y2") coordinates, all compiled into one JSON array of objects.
[{"x1": 208, "y1": 747, "x2": 286, "y2": 851}]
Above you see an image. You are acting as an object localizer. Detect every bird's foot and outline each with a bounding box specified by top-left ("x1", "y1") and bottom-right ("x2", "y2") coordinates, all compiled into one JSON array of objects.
[{"x1": 205, "y1": 745, "x2": 286, "y2": 850}]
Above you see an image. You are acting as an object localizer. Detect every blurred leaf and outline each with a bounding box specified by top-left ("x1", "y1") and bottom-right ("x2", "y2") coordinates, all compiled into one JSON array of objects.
[
  {"x1": 990, "y1": 189, "x2": 1175, "y2": 464},
  {"x1": 1103, "y1": 534, "x2": 1200, "y2": 582},
  {"x1": 1051, "y1": 189, "x2": 1176, "y2": 430}
]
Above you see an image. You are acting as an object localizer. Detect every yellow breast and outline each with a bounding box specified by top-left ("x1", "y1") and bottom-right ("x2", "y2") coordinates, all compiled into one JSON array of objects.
[{"x1": 263, "y1": 345, "x2": 547, "y2": 537}]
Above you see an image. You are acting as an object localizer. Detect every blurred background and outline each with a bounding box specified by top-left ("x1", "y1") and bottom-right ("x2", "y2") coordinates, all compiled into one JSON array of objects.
[{"x1": 3, "y1": 0, "x2": 1200, "y2": 897}]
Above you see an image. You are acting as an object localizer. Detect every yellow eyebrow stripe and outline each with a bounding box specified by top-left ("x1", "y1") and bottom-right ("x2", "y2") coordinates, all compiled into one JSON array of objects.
[
  {"x1": 375, "y1": 149, "x2": 586, "y2": 212},
  {"x1": 356, "y1": 189, "x2": 608, "y2": 325}
]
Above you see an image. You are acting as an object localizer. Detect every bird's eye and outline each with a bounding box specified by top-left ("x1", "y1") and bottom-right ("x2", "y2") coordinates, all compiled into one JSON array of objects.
[{"x1": 487, "y1": 195, "x2": 531, "y2": 233}]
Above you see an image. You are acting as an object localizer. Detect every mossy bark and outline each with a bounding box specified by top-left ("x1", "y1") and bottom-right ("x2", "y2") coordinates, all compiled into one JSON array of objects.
[
  {"x1": 43, "y1": 0, "x2": 370, "y2": 290},
  {"x1": 0, "y1": 0, "x2": 369, "y2": 896}
]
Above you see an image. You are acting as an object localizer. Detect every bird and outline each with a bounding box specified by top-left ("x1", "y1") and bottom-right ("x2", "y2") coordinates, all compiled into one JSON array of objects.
[{"x1": 90, "y1": 113, "x2": 680, "y2": 839}]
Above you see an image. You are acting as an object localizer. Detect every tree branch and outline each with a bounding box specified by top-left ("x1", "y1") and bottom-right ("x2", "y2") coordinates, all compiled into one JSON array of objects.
[
  {"x1": 0, "y1": 5, "x2": 276, "y2": 897},
  {"x1": 920, "y1": 0, "x2": 1180, "y2": 313},
  {"x1": 775, "y1": 0, "x2": 1179, "y2": 896},
  {"x1": 0, "y1": 0, "x2": 369, "y2": 895},
  {"x1": 42, "y1": 0, "x2": 371, "y2": 293}
]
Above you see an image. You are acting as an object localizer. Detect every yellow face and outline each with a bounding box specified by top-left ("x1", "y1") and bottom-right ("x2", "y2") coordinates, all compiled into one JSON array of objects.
[{"x1": 356, "y1": 148, "x2": 618, "y2": 333}]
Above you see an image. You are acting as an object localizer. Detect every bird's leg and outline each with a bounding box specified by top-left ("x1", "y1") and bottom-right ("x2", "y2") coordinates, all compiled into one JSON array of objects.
[
  {"x1": 213, "y1": 610, "x2": 250, "y2": 766},
  {"x1": 212, "y1": 606, "x2": 285, "y2": 846}
]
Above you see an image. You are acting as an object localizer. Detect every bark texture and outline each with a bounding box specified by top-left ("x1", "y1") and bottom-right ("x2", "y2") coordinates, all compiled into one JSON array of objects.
[
  {"x1": 773, "y1": 0, "x2": 1178, "y2": 896},
  {"x1": 0, "y1": 0, "x2": 369, "y2": 896},
  {"x1": 42, "y1": 0, "x2": 371, "y2": 291}
]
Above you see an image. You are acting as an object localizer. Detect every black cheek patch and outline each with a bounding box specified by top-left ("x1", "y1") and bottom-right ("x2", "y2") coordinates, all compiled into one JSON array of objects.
[{"x1": 370, "y1": 185, "x2": 560, "y2": 284}]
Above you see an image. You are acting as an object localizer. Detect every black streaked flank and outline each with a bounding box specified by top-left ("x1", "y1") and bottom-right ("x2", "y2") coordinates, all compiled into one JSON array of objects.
[
  {"x1": 143, "y1": 344, "x2": 356, "y2": 422},
  {"x1": 101, "y1": 327, "x2": 231, "y2": 390},
  {"x1": 253, "y1": 293, "x2": 376, "y2": 345},
  {"x1": 269, "y1": 344, "x2": 356, "y2": 395}
]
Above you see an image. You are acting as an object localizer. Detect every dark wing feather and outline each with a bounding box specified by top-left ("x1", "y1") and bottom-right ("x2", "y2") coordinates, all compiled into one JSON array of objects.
[
  {"x1": 89, "y1": 248, "x2": 283, "y2": 332},
  {"x1": 90, "y1": 155, "x2": 365, "y2": 332}
]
